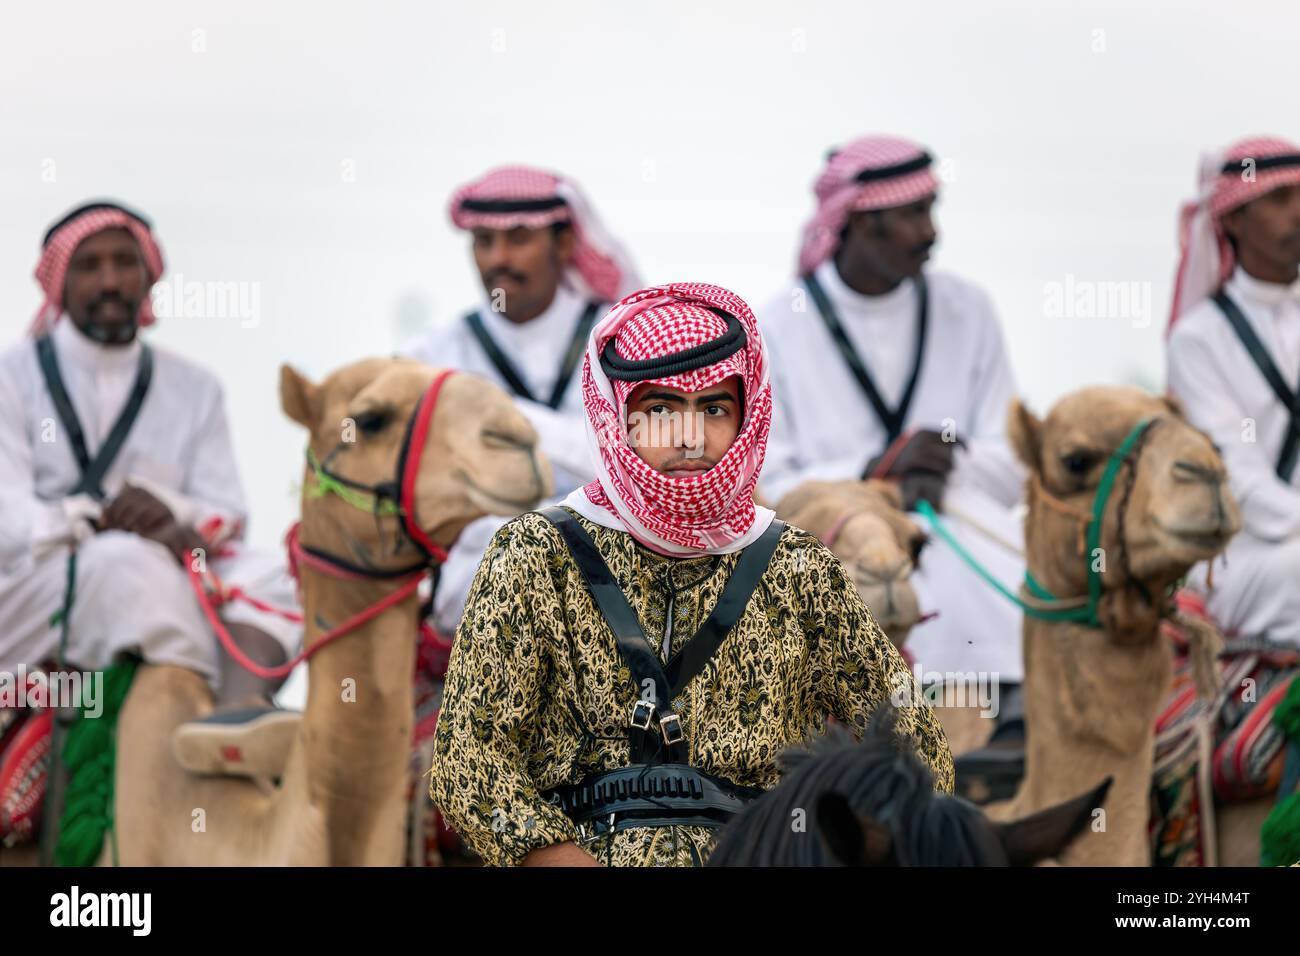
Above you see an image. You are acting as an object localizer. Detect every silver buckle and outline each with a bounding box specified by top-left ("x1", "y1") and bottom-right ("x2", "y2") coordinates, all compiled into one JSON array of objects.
[
  {"x1": 631, "y1": 699, "x2": 655, "y2": 732},
  {"x1": 660, "y1": 712, "x2": 684, "y2": 746}
]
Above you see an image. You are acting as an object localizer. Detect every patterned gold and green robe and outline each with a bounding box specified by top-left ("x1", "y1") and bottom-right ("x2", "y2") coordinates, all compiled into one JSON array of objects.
[{"x1": 428, "y1": 509, "x2": 954, "y2": 867}]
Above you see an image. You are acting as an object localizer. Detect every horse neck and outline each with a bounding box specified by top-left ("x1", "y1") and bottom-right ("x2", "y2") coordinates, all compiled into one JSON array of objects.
[{"x1": 290, "y1": 567, "x2": 419, "y2": 865}]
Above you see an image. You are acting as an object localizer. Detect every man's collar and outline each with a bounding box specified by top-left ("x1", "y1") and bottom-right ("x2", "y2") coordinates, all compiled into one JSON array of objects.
[
  {"x1": 816, "y1": 259, "x2": 917, "y2": 311},
  {"x1": 1227, "y1": 266, "x2": 1300, "y2": 309},
  {"x1": 480, "y1": 280, "x2": 584, "y2": 337},
  {"x1": 51, "y1": 314, "x2": 144, "y2": 370}
]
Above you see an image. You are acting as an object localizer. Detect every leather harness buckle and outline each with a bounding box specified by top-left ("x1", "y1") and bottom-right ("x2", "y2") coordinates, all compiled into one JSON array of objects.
[
  {"x1": 660, "y1": 712, "x2": 684, "y2": 746},
  {"x1": 631, "y1": 699, "x2": 655, "y2": 732}
]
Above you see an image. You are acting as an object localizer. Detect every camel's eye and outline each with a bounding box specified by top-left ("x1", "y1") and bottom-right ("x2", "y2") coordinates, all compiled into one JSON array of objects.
[
  {"x1": 1060, "y1": 450, "x2": 1099, "y2": 476},
  {"x1": 354, "y1": 409, "x2": 391, "y2": 435}
]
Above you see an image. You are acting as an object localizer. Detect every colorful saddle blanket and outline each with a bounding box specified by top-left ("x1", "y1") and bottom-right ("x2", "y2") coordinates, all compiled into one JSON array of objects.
[
  {"x1": 1151, "y1": 594, "x2": 1299, "y2": 866},
  {"x1": 0, "y1": 668, "x2": 58, "y2": 848}
]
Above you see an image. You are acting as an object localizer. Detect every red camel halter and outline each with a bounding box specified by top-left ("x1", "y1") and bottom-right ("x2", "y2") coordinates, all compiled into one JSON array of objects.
[{"x1": 187, "y1": 370, "x2": 457, "y2": 680}]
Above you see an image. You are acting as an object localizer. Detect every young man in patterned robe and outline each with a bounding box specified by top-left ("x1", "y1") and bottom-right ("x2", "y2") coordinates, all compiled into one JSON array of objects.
[{"x1": 429, "y1": 282, "x2": 952, "y2": 867}]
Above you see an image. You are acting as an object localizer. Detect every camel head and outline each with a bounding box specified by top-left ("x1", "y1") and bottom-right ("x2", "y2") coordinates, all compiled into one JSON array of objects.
[
  {"x1": 775, "y1": 479, "x2": 927, "y2": 648},
  {"x1": 280, "y1": 358, "x2": 553, "y2": 570},
  {"x1": 1009, "y1": 386, "x2": 1240, "y2": 642}
]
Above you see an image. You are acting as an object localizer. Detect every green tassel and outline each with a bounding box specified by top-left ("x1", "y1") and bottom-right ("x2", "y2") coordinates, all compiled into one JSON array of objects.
[
  {"x1": 1261, "y1": 791, "x2": 1300, "y2": 867},
  {"x1": 1261, "y1": 675, "x2": 1300, "y2": 867},
  {"x1": 1273, "y1": 674, "x2": 1300, "y2": 741},
  {"x1": 54, "y1": 660, "x2": 137, "y2": 867}
]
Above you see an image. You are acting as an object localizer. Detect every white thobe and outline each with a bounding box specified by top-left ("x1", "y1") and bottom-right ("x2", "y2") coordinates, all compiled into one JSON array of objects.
[
  {"x1": 1167, "y1": 267, "x2": 1300, "y2": 645},
  {"x1": 759, "y1": 261, "x2": 1026, "y2": 680},
  {"x1": 0, "y1": 319, "x2": 300, "y2": 685},
  {"x1": 402, "y1": 283, "x2": 599, "y2": 635}
]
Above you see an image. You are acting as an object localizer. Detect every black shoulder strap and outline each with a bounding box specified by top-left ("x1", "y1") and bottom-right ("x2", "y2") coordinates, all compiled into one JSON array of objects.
[
  {"x1": 1213, "y1": 291, "x2": 1300, "y2": 482},
  {"x1": 540, "y1": 505, "x2": 678, "y2": 763},
  {"x1": 540, "y1": 505, "x2": 786, "y2": 764},
  {"x1": 540, "y1": 506, "x2": 671, "y2": 696},
  {"x1": 546, "y1": 300, "x2": 601, "y2": 409},
  {"x1": 35, "y1": 335, "x2": 92, "y2": 478},
  {"x1": 34, "y1": 334, "x2": 154, "y2": 500},
  {"x1": 664, "y1": 518, "x2": 785, "y2": 692},
  {"x1": 541, "y1": 505, "x2": 786, "y2": 695},
  {"x1": 466, "y1": 300, "x2": 603, "y2": 410},
  {"x1": 465, "y1": 311, "x2": 535, "y2": 403},
  {"x1": 804, "y1": 272, "x2": 928, "y2": 445}
]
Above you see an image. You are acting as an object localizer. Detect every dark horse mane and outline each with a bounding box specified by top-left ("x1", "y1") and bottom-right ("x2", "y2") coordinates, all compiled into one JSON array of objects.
[{"x1": 708, "y1": 708, "x2": 995, "y2": 866}]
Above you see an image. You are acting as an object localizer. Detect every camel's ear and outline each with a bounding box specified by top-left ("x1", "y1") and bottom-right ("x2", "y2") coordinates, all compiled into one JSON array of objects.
[
  {"x1": 1007, "y1": 399, "x2": 1043, "y2": 474},
  {"x1": 994, "y1": 776, "x2": 1112, "y2": 866},
  {"x1": 280, "y1": 364, "x2": 321, "y2": 429},
  {"x1": 815, "y1": 793, "x2": 892, "y2": 866},
  {"x1": 1161, "y1": 392, "x2": 1187, "y2": 421}
]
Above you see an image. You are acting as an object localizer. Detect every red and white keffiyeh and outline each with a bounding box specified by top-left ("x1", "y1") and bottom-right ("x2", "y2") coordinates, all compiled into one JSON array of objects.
[
  {"x1": 561, "y1": 282, "x2": 776, "y2": 557},
  {"x1": 1169, "y1": 135, "x2": 1300, "y2": 331},
  {"x1": 29, "y1": 202, "x2": 165, "y2": 337},
  {"x1": 797, "y1": 135, "x2": 940, "y2": 277},
  {"x1": 448, "y1": 165, "x2": 639, "y2": 302}
]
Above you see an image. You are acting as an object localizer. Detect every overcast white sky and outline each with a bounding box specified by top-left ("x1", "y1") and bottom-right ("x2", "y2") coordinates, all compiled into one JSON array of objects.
[{"x1": 2, "y1": 0, "x2": 1296, "y2": 550}]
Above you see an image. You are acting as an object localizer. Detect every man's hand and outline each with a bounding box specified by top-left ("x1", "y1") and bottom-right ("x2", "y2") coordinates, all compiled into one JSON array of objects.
[
  {"x1": 520, "y1": 841, "x2": 602, "y2": 867},
  {"x1": 897, "y1": 471, "x2": 949, "y2": 513},
  {"x1": 863, "y1": 430, "x2": 962, "y2": 512},
  {"x1": 99, "y1": 486, "x2": 204, "y2": 566}
]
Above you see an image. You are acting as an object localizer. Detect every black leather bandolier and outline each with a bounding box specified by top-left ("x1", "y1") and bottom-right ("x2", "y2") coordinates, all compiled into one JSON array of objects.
[
  {"x1": 538, "y1": 506, "x2": 783, "y2": 837},
  {"x1": 35, "y1": 334, "x2": 154, "y2": 501},
  {"x1": 464, "y1": 299, "x2": 601, "y2": 410},
  {"x1": 1213, "y1": 290, "x2": 1300, "y2": 482},
  {"x1": 803, "y1": 270, "x2": 928, "y2": 448}
]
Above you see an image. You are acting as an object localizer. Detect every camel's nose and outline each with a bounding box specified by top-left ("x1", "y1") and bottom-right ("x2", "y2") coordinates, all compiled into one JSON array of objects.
[
  {"x1": 1169, "y1": 457, "x2": 1239, "y2": 535},
  {"x1": 480, "y1": 428, "x2": 535, "y2": 454},
  {"x1": 857, "y1": 557, "x2": 913, "y2": 584}
]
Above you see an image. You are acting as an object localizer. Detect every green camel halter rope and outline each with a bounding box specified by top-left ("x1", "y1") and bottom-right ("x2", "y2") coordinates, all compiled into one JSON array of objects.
[
  {"x1": 916, "y1": 417, "x2": 1155, "y2": 629},
  {"x1": 305, "y1": 447, "x2": 401, "y2": 516}
]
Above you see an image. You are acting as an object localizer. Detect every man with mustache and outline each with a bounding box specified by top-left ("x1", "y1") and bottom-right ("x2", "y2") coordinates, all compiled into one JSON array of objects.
[
  {"x1": 757, "y1": 136, "x2": 1026, "y2": 707},
  {"x1": 1167, "y1": 136, "x2": 1300, "y2": 646},
  {"x1": 0, "y1": 201, "x2": 301, "y2": 784},
  {"x1": 429, "y1": 283, "x2": 952, "y2": 866},
  {"x1": 404, "y1": 166, "x2": 640, "y2": 636}
]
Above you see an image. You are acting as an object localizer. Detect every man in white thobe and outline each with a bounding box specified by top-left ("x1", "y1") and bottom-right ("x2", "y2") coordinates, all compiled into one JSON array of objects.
[
  {"x1": 404, "y1": 165, "x2": 640, "y2": 635},
  {"x1": 758, "y1": 135, "x2": 1026, "y2": 695},
  {"x1": 0, "y1": 201, "x2": 301, "y2": 777},
  {"x1": 1167, "y1": 135, "x2": 1300, "y2": 646}
]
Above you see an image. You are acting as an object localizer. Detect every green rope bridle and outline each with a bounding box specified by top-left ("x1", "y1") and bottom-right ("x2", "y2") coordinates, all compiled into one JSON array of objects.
[
  {"x1": 916, "y1": 417, "x2": 1157, "y2": 629},
  {"x1": 305, "y1": 447, "x2": 402, "y2": 517}
]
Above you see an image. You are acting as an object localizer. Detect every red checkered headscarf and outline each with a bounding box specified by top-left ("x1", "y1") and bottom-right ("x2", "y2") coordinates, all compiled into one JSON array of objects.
[
  {"x1": 798, "y1": 135, "x2": 940, "y2": 276},
  {"x1": 560, "y1": 283, "x2": 777, "y2": 557},
  {"x1": 449, "y1": 165, "x2": 639, "y2": 302},
  {"x1": 1169, "y1": 135, "x2": 1300, "y2": 331},
  {"x1": 30, "y1": 201, "x2": 165, "y2": 337}
]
